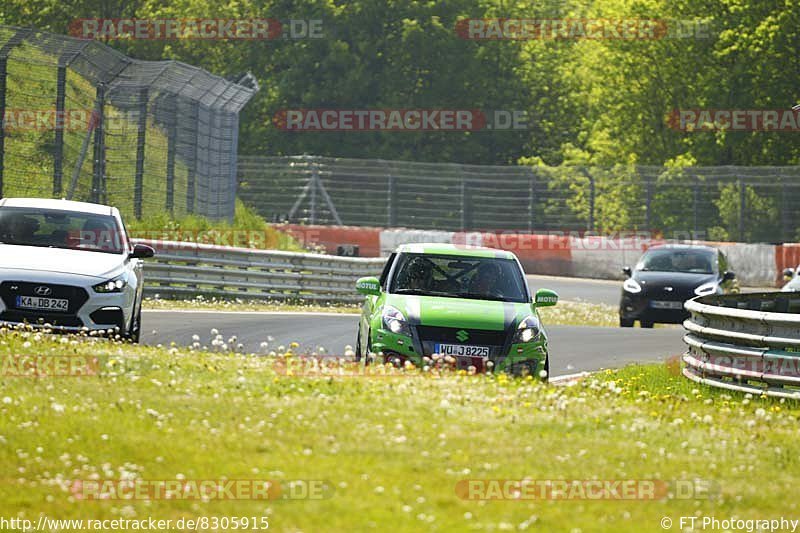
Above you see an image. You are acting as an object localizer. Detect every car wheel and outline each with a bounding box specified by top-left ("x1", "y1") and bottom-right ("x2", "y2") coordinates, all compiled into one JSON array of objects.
[
  {"x1": 620, "y1": 318, "x2": 634, "y2": 328},
  {"x1": 510, "y1": 359, "x2": 545, "y2": 380},
  {"x1": 125, "y1": 301, "x2": 141, "y2": 343},
  {"x1": 640, "y1": 320, "x2": 654, "y2": 328},
  {"x1": 355, "y1": 324, "x2": 362, "y2": 362}
]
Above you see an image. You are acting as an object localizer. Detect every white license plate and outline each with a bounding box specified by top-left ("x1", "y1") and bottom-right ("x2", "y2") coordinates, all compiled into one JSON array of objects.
[
  {"x1": 650, "y1": 300, "x2": 684, "y2": 310},
  {"x1": 16, "y1": 295, "x2": 69, "y2": 311},
  {"x1": 434, "y1": 344, "x2": 490, "y2": 357}
]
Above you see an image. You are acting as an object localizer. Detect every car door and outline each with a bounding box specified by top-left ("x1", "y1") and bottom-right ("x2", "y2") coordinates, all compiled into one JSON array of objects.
[
  {"x1": 360, "y1": 253, "x2": 395, "y2": 348},
  {"x1": 119, "y1": 216, "x2": 145, "y2": 311}
]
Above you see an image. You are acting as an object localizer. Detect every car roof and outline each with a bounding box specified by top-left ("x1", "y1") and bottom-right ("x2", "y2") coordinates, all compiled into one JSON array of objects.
[
  {"x1": 0, "y1": 197, "x2": 114, "y2": 216},
  {"x1": 395, "y1": 242, "x2": 517, "y2": 259},
  {"x1": 646, "y1": 243, "x2": 718, "y2": 253}
]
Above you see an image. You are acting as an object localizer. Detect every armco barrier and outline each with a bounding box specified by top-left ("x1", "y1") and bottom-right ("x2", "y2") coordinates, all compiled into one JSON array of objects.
[
  {"x1": 682, "y1": 292, "x2": 800, "y2": 398},
  {"x1": 134, "y1": 239, "x2": 385, "y2": 304}
]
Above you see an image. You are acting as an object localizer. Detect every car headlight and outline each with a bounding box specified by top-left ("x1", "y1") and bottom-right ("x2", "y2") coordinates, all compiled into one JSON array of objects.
[
  {"x1": 93, "y1": 273, "x2": 128, "y2": 293},
  {"x1": 694, "y1": 282, "x2": 718, "y2": 296},
  {"x1": 382, "y1": 305, "x2": 411, "y2": 336},
  {"x1": 623, "y1": 278, "x2": 642, "y2": 294},
  {"x1": 513, "y1": 315, "x2": 541, "y2": 343}
]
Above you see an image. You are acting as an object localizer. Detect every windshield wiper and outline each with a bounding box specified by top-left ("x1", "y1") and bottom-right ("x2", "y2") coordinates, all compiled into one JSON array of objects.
[
  {"x1": 457, "y1": 292, "x2": 509, "y2": 302},
  {"x1": 394, "y1": 288, "x2": 454, "y2": 297}
]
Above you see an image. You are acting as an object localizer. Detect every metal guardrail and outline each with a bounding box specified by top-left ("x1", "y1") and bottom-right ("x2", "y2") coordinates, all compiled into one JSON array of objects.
[
  {"x1": 682, "y1": 292, "x2": 800, "y2": 399},
  {"x1": 134, "y1": 239, "x2": 385, "y2": 304}
]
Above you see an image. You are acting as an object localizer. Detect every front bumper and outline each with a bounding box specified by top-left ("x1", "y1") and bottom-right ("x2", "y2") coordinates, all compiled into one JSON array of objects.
[
  {"x1": 619, "y1": 292, "x2": 690, "y2": 324},
  {"x1": 369, "y1": 326, "x2": 547, "y2": 374},
  {"x1": 0, "y1": 277, "x2": 134, "y2": 334}
]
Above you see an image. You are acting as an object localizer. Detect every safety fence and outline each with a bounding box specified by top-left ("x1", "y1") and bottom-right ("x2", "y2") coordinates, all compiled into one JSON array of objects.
[
  {"x1": 683, "y1": 292, "x2": 800, "y2": 399},
  {"x1": 0, "y1": 25, "x2": 257, "y2": 220},
  {"x1": 237, "y1": 155, "x2": 800, "y2": 243},
  {"x1": 135, "y1": 239, "x2": 385, "y2": 304}
]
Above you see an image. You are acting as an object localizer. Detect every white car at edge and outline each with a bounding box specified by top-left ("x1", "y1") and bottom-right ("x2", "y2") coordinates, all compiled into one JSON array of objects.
[
  {"x1": 0, "y1": 198, "x2": 154, "y2": 342},
  {"x1": 782, "y1": 265, "x2": 800, "y2": 292}
]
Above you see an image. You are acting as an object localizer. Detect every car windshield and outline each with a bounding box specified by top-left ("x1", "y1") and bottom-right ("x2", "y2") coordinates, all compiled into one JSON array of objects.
[
  {"x1": 390, "y1": 253, "x2": 529, "y2": 303},
  {"x1": 0, "y1": 207, "x2": 125, "y2": 254},
  {"x1": 636, "y1": 249, "x2": 715, "y2": 274}
]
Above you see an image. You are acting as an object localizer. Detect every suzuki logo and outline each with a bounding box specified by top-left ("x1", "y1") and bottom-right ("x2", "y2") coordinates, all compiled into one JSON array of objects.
[
  {"x1": 34, "y1": 286, "x2": 52, "y2": 296},
  {"x1": 456, "y1": 330, "x2": 469, "y2": 342}
]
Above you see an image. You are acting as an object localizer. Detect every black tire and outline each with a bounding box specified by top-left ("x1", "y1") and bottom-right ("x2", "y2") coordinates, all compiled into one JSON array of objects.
[
  {"x1": 510, "y1": 358, "x2": 547, "y2": 380},
  {"x1": 355, "y1": 324, "x2": 362, "y2": 362},
  {"x1": 620, "y1": 318, "x2": 634, "y2": 328},
  {"x1": 125, "y1": 302, "x2": 141, "y2": 343},
  {"x1": 640, "y1": 320, "x2": 654, "y2": 328}
]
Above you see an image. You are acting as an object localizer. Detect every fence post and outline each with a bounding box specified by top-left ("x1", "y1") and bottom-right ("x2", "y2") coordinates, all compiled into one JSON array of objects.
[
  {"x1": 460, "y1": 177, "x2": 472, "y2": 231},
  {"x1": 738, "y1": 176, "x2": 746, "y2": 242},
  {"x1": 587, "y1": 170, "x2": 595, "y2": 231},
  {"x1": 91, "y1": 83, "x2": 106, "y2": 204},
  {"x1": 133, "y1": 88, "x2": 147, "y2": 219},
  {"x1": 0, "y1": 56, "x2": 6, "y2": 198},
  {"x1": 387, "y1": 171, "x2": 397, "y2": 227},
  {"x1": 165, "y1": 94, "x2": 177, "y2": 215},
  {"x1": 528, "y1": 168, "x2": 537, "y2": 232},
  {"x1": 310, "y1": 159, "x2": 319, "y2": 225},
  {"x1": 693, "y1": 177, "x2": 699, "y2": 237},
  {"x1": 780, "y1": 177, "x2": 789, "y2": 242},
  {"x1": 186, "y1": 102, "x2": 199, "y2": 214},
  {"x1": 53, "y1": 65, "x2": 67, "y2": 196},
  {"x1": 644, "y1": 174, "x2": 652, "y2": 231}
]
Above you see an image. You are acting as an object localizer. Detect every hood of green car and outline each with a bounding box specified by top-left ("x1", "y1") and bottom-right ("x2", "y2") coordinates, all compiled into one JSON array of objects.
[{"x1": 385, "y1": 294, "x2": 532, "y2": 330}]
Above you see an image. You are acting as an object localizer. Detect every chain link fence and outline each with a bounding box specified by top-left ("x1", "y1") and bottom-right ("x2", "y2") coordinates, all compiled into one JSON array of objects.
[
  {"x1": 238, "y1": 155, "x2": 800, "y2": 243},
  {"x1": 0, "y1": 25, "x2": 257, "y2": 220}
]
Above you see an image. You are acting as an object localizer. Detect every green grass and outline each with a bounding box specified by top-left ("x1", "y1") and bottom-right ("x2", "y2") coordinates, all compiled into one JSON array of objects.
[
  {"x1": 2, "y1": 329, "x2": 799, "y2": 532},
  {"x1": 142, "y1": 297, "x2": 360, "y2": 314},
  {"x1": 537, "y1": 300, "x2": 618, "y2": 328}
]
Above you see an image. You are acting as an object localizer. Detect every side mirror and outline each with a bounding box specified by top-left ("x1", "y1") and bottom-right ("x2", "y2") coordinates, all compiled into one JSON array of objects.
[
  {"x1": 622, "y1": 267, "x2": 632, "y2": 278},
  {"x1": 534, "y1": 288, "x2": 558, "y2": 307},
  {"x1": 783, "y1": 268, "x2": 795, "y2": 281},
  {"x1": 130, "y1": 243, "x2": 155, "y2": 259},
  {"x1": 722, "y1": 271, "x2": 736, "y2": 281},
  {"x1": 356, "y1": 276, "x2": 382, "y2": 296}
]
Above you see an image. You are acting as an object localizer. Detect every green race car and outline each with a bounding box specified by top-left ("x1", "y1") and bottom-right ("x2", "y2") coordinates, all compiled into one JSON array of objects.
[{"x1": 355, "y1": 243, "x2": 558, "y2": 378}]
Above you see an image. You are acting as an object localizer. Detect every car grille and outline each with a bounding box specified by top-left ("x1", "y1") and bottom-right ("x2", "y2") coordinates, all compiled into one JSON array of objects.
[
  {"x1": 415, "y1": 326, "x2": 508, "y2": 345},
  {"x1": 0, "y1": 281, "x2": 89, "y2": 327},
  {"x1": 414, "y1": 325, "x2": 509, "y2": 358}
]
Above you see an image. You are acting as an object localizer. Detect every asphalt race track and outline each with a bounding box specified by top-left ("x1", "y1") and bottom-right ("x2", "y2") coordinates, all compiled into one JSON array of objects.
[{"x1": 142, "y1": 310, "x2": 685, "y2": 378}]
